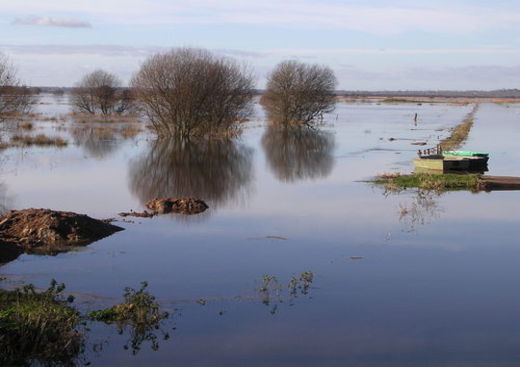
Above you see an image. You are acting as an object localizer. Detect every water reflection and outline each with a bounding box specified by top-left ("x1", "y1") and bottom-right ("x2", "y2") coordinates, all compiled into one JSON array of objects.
[
  {"x1": 262, "y1": 126, "x2": 335, "y2": 182},
  {"x1": 129, "y1": 138, "x2": 254, "y2": 209},
  {"x1": 388, "y1": 189, "x2": 444, "y2": 233},
  {"x1": 71, "y1": 127, "x2": 121, "y2": 160}
]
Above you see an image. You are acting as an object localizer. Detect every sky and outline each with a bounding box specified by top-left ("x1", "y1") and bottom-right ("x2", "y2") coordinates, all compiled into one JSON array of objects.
[{"x1": 1, "y1": 0, "x2": 520, "y2": 90}]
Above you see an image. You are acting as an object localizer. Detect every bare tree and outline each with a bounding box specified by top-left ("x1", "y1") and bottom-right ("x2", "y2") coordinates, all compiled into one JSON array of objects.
[
  {"x1": 262, "y1": 60, "x2": 337, "y2": 126},
  {"x1": 131, "y1": 48, "x2": 255, "y2": 137},
  {"x1": 70, "y1": 70, "x2": 133, "y2": 115},
  {"x1": 0, "y1": 54, "x2": 36, "y2": 120}
]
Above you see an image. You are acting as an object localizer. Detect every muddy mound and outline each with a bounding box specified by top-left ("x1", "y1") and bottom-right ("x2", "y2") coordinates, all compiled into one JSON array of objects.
[
  {"x1": 145, "y1": 198, "x2": 208, "y2": 215},
  {"x1": 0, "y1": 209, "x2": 124, "y2": 254},
  {"x1": 0, "y1": 241, "x2": 23, "y2": 264}
]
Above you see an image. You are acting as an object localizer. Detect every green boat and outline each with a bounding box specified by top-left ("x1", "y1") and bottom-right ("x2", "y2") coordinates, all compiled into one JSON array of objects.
[
  {"x1": 443, "y1": 151, "x2": 489, "y2": 158},
  {"x1": 414, "y1": 149, "x2": 489, "y2": 173},
  {"x1": 413, "y1": 156, "x2": 470, "y2": 172}
]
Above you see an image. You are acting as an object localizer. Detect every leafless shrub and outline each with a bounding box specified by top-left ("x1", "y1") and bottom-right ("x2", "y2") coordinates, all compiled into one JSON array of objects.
[
  {"x1": 262, "y1": 60, "x2": 337, "y2": 126},
  {"x1": 70, "y1": 70, "x2": 134, "y2": 116},
  {"x1": 0, "y1": 54, "x2": 37, "y2": 120},
  {"x1": 131, "y1": 48, "x2": 255, "y2": 138}
]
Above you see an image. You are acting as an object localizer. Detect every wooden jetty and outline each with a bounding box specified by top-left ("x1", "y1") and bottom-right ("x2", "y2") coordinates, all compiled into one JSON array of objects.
[{"x1": 479, "y1": 176, "x2": 520, "y2": 191}]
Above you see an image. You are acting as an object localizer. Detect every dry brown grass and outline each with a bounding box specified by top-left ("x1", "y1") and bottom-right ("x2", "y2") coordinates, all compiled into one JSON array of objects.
[
  {"x1": 119, "y1": 124, "x2": 142, "y2": 138},
  {"x1": 378, "y1": 172, "x2": 401, "y2": 179},
  {"x1": 11, "y1": 134, "x2": 68, "y2": 147},
  {"x1": 19, "y1": 121, "x2": 33, "y2": 130}
]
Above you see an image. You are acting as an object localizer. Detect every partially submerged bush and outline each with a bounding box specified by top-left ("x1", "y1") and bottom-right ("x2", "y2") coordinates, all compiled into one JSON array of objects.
[
  {"x1": 89, "y1": 281, "x2": 169, "y2": 353},
  {"x1": 0, "y1": 54, "x2": 37, "y2": 120},
  {"x1": 131, "y1": 48, "x2": 255, "y2": 137},
  {"x1": 0, "y1": 280, "x2": 83, "y2": 366},
  {"x1": 70, "y1": 69, "x2": 134, "y2": 116},
  {"x1": 262, "y1": 60, "x2": 337, "y2": 126}
]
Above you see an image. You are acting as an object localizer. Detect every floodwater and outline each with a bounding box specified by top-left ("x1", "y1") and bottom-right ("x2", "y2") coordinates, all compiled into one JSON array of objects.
[{"x1": 2, "y1": 96, "x2": 520, "y2": 366}]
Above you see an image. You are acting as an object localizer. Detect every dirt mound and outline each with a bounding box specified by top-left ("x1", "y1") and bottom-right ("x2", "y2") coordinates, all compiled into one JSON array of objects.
[
  {"x1": 145, "y1": 198, "x2": 208, "y2": 215},
  {"x1": 0, "y1": 209, "x2": 124, "y2": 255}
]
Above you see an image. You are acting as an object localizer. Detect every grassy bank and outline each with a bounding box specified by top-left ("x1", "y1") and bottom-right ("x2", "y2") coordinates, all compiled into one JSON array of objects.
[
  {"x1": 374, "y1": 173, "x2": 481, "y2": 192},
  {"x1": 440, "y1": 104, "x2": 479, "y2": 151}
]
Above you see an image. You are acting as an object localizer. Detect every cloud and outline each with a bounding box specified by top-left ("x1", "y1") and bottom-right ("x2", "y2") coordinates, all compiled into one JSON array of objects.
[{"x1": 12, "y1": 16, "x2": 91, "y2": 28}]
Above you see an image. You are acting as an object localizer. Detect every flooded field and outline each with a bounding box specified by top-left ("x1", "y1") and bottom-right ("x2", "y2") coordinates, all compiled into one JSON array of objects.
[{"x1": 2, "y1": 95, "x2": 520, "y2": 366}]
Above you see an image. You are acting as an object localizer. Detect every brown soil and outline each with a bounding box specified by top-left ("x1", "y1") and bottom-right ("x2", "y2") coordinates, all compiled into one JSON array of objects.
[
  {"x1": 146, "y1": 198, "x2": 208, "y2": 215},
  {"x1": 0, "y1": 209, "x2": 124, "y2": 260}
]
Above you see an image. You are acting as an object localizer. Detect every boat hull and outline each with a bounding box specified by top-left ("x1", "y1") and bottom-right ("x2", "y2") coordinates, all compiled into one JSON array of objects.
[{"x1": 413, "y1": 157, "x2": 488, "y2": 173}]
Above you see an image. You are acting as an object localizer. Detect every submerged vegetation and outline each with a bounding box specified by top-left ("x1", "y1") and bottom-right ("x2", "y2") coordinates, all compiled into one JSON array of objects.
[
  {"x1": 89, "y1": 281, "x2": 170, "y2": 354},
  {"x1": 0, "y1": 280, "x2": 170, "y2": 365},
  {"x1": 258, "y1": 271, "x2": 315, "y2": 313},
  {"x1": 374, "y1": 173, "x2": 481, "y2": 192}
]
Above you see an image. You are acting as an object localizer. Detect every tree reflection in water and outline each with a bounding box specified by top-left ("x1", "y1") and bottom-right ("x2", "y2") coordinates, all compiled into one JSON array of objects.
[
  {"x1": 129, "y1": 138, "x2": 254, "y2": 210},
  {"x1": 261, "y1": 126, "x2": 335, "y2": 182},
  {"x1": 71, "y1": 127, "x2": 120, "y2": 160}
]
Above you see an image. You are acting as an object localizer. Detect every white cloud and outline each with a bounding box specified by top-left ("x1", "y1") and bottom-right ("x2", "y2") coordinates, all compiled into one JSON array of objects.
[{"x1": 12, "y1": 16, "x2": 91, "y2": 28}]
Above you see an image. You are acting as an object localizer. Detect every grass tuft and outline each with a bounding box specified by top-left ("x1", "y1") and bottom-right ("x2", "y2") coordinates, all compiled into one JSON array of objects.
[
  {"x1": 11, "y1": 134, "x2": 68, "y2": 147},
  {"x1": 374, "y1": 173, "x2": 481, "y2": 192},
  {"x1": 0, "y1": 280, "x2": 83, "y2": 366}
]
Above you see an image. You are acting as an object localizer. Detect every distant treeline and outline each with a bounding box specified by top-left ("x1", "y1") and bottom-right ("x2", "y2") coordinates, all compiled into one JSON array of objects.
[
  {"x1": 338, "y1": 89, "x2": 520, "y2": 98},
  {"x1": 38, "y1": 87, "x2": 520, "y2": 99}
]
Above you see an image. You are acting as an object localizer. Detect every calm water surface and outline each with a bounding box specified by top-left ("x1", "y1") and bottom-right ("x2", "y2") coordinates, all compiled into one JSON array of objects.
[{"x1": 1, "y1": 96, "x2": 520, "y2": 366}]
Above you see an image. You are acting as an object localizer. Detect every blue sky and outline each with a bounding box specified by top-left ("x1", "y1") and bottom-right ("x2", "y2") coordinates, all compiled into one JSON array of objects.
[{"x1": 1, "y1": 0, "x2": 520, "y2": 89}]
